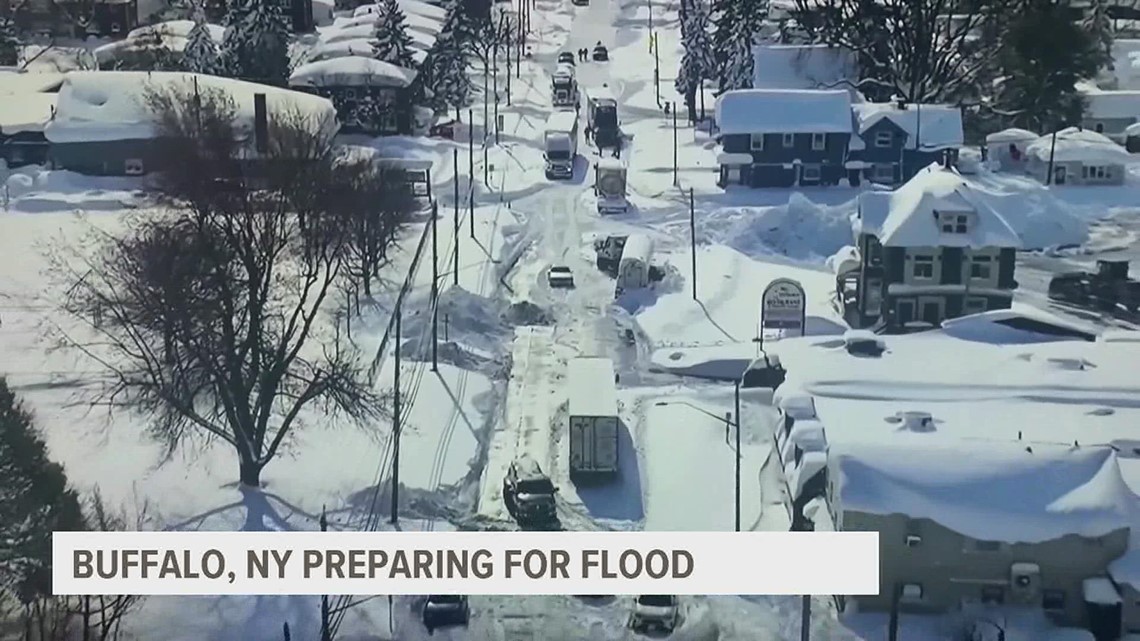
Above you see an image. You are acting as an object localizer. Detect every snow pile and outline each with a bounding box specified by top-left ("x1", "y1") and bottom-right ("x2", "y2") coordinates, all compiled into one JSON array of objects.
[
  {"x1": 94, "y1": 20, "x2": 224, "y2": 64},
  {"x1": 0, "y1": 69, "x2": 65, "y2": 94},
  {"x1": 0, "y1": 93, "x2": 56, "y2": 134},
  {"x1": 714, "y1": 89, "x2": 852, "y2": 135},
  {"x1": 941, "y1": 309, "x2": 1097, "y2": 344},
  {"x1": 45, "y1": 71, "x2": 337, "y2": 144},
  {"x1": 3, "y1": 166, "x2": 146, "y2": 212},
  {"x1": 986, "y1": 127, "x2": 1039, "y2": 145},
  {"x1": 1026, "y1": 128, "x2": 1134, "y2": 164},
  {"x1": 825, "y1": 245, "x2": 860, "y2": 275},
  {"x1": 699, "y1": 193, "x2": 856, "y2": 261},
  {"x1": 833, "y1": 440, "x2": 1136, "y2": 543}
]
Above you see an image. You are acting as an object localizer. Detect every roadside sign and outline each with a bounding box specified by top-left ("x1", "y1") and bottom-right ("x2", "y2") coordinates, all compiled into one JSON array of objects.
[{"x1": 759, "y1": 278, "x2": 807, "y2": 343}]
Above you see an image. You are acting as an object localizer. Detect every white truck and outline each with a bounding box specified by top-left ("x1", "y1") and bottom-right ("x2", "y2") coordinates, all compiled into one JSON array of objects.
[
  {"x1": 552, "y1": 63, "x2": 579, "y2": 109},
  {"x1": 544, "y1": 110, "x2": 579, "y2": 180},
  {"x1": 616, "y1": 233, "x2": 653, "y2": 296},
  {"x1": 567, "y1": 357, "x2": 620, "y2": 481},
  {"x1": 594, "y1": 157, "x2": 628, "y2": 214}
]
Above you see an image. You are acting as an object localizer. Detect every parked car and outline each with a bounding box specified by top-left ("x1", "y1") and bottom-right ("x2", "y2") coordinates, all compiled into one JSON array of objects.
[
  {"x1": 502, "y1": 458, "x2": 558, "y2": 528},
  {"x1": 740, "y1": 353, "x2": 786, "y2": 390},
  {"x1": 627, "y1": 595, "x2": 679, "y2": 633},
  {"x1": 429, "y1": 119, "x2": 457, "y2": 139},
  {"x1": 548, "y1": 265, "x2": 575, "y2": 288},
  {"x1": 422, "y1": 594, "x2": 469, "y2": 632},
  {"x1": 558, "y1": 51, "x2": 576, "y2": 66},
  {"x1": 592, "y1": 43, "x2": 609, "y2": 61},
  {"x1": 843, "y1": 329, "x2": 885, "y2": 357},
  {"x1": 572, "y1": 0, "x2": 589, "y2": 5}
]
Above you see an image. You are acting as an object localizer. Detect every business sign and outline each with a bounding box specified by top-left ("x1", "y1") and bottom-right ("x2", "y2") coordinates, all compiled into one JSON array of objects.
[{"x1": 760, "y1": 278, "x2": 806, "y2": 336}]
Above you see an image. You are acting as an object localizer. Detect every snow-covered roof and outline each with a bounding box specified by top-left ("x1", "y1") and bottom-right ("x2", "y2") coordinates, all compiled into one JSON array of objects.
[
  {"x1": 351, "y1": 0, "x2": 447, "y2": 21},
  {"x1": 290, "y1": 57, "x2": 417, "y2": 88},
  {"x1": 855, "y1": 164, "x2": 1021, "y2": 249},
  {"x1": 621, "y1": 233, "x2": 653, "y2": 264},
  {"x1": 44, "y1": 71, "x2": 337, "y2": 144},
  {"x1": 332, "y1": 10, "x2": 443, "y2": 35},
  {"x1": 832, "y1": 440, "x2": 1135, "y2": 543},
  {"x1": 126, "y1": 20, "x2": 224, "y2": 42},
  {"x1": 1126, "y1": 122, "x2": 1140, "y2": 137},
  {"x1": 97, "y1": 20, "x2": 224, "y2": 61},
  {"x1": 544, "y1": 109, "x2": 578, "y2": 132},
  {"x1": 320, "y1": 21, "x2": 437, "y2": 50},
  {"x1": 852, "y1": 102, "x2": 963, "y2": 150},
  {"x1": 751, "y1": 44, "x2": 857, "y2": 94},
  {"x1": 596, "y1": 156, "x2": 624, "y2": 171},
  {"x1": 0, "y1": 93, "x2": 56, "y2": 134},
  {"x1": 985, "y1": 127, "x2": 1039, "y2": 144},
  {"x1": 0, "y1": 69, "x2": 65, "y2": 94},
  {"x1": 1025, "y1": 127, "x2": 1133, "y2": 165},
  {"x1": 1079, "y1": 85, "x2": 1140, "y2": 119},
  {"x1": 567, "y1": 357, "x2": 617, "y2": 418},
  {"x1": 714, "y1": 89, "x2": 853, "y2": 135},
  {"x1": 306, "y1": 38, "x2": 427, "y2": 66}
]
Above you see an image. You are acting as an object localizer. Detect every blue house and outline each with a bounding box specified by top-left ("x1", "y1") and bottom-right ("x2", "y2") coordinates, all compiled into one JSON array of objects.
[
  {"x1": 714, "y1": 89, "x2": 854, "y2": 188},
  {"x1": 848, "y1": 101, "x2": 963, "y2": 186}
]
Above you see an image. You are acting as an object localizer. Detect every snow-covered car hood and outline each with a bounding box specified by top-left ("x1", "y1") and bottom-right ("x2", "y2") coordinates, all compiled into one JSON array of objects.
[
  {"x1": 425, "y1": 601, "x2": 463, "y2": 611},
  {"x1": 517, "y1": 492, "x2": 555, "y2": 505},
  {"x1": 632, "y1": 604, "x2": 676, "y2": 619}
]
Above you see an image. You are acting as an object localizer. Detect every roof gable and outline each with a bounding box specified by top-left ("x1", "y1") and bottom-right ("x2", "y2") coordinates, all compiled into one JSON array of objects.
[{"x1": 853, "y1": 102, "x2": 963, "y2": 150}]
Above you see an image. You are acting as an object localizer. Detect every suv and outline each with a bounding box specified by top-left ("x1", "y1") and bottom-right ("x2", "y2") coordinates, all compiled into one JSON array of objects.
[
  {"x1": 557, "y1": 51, "x2": 576, "y2": 66},
  {"x1": 628, "y1": 595, "x2": 680, "y2": 633},
  {"x1": 592, "y1": 43, "x2": 609, "y2": 61},
  {"x1": 502, "y1": 459, "x2": 558, "y2": 528},
  {"x1": 548, "y1": 265, "x2": 575, "y2": 288}
]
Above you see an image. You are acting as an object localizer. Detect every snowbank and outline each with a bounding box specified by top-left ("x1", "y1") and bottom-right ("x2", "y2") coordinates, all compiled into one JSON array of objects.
[
  {"x1": 0, "y1": 93, "x2": 56, "y2": 134},
  {"x1": 44, "y1": 71, "x2": 337, "y2": 144},
  {"x1": 698, "y1": 193, "x2": 856, "y2": 262},
  {"x1": 4, "y1": 165, "x2": 146, "y2": 212},
  {"x1": 833, "y1": 440, "x2": 1135, "y2": 544},
  {"x1": 0, "y1": 69, "x2": 65, "y2": 94}
]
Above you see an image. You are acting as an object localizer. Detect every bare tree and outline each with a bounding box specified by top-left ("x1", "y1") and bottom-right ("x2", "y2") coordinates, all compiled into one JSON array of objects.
[
  {"x1": 466, "y1": 7, "x2": 516, "y2": 127},
  {"x1": 791, "y1": 0, "x2": 1013, "y2": 103},
  {"x1": 51, "y1": 82, "x2": 387, "y2": 488}
]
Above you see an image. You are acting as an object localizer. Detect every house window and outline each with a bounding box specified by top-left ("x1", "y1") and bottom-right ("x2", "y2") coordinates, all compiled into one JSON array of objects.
[
  {"x1": 872, "y1": 164, "x2": 895, "y2": 182},
  {"x1": 940, "y1": 213, "x2": 969, "y2": 233},
  {"x1": 970, "y1": 255, "x2": 992, "y2": 280},
  {"x1": 899, "y1": 583, "x2": 924, "y2": 602},
  {"x1": 912, "y1": 255, "x2": 934, "y2": 279},
  {"x1": 379, "y1": 110, "x2": 398, "y2": 132},
  {"x1": 1082, "y1": 165, "x2": 1109, "y2": 180},
  {"x1": 782, "y1": 133, "x2": 795, "y2": 148},
  {"x1": 981, "y1": 586, "x2": 1005, "y2": 605},
  {"x1": 124, "y1": 159, "x2": 145, "y2": 175},
  {"x1": 750, "y1": 134, "x2": 765, "y2": 150},
  {"x1": 1094, "y1": 122, "x2": 1105, "y2": 133},
  {"x1": 1042, "y1": 589, "x2": 1066, "y2": 611},
  {"x1": 801, "y1": 165, "x2": 821, "y2": 182},
  {"x1": 811, "y1": 133, "x2": 826, "y2": 150},
  {"x1": 875, "y1": 131, "x2": 893, "y2": 147},
  {"x1": 964, "y1": 296, "x2": 987, "y2": 314}
]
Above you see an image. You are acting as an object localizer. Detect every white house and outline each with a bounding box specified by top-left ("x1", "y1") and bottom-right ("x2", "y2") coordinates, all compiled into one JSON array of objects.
[
  {"x1": 1077, "y1": 83, "x2": 1140, "y2": 143},
  {"x1": 984, "y1": 128, "x2": 1039, "y2": 173},
  {"x1": 1025, "y1": 127, "x2": 1134, "y2": 186}
]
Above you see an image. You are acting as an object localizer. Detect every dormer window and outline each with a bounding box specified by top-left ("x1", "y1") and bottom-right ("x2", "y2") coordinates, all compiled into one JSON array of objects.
[{"x1": 937, "y1": 211, "x2": 970, "y2": 234}]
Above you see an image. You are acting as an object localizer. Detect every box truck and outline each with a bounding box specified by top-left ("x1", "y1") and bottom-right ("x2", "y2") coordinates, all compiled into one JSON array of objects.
[
  {"x1": 567, "y1": 357, "x2": 620, "y2": 481},
  {"x1": 544, "y1": 110, "x2": 579, "y2": 180}
]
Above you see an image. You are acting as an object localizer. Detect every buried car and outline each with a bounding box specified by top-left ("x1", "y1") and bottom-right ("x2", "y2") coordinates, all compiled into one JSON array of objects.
[
  {"x1": 502, "y1": 458, "x2": 559, "y2": 528},
  {"x1": 422, "y1": 594, "x2": 470, "y2": 632},
  {"x1": 628, "y1": 595, "x2": 680, "y2": 633},
  {"x1": 548, "y1": 265, "x2": 575, "y2": 288},
  {"x1": 557, "y1": 51, "x2": 576, "y2": 66},
  {"x1": 592, "y1": 43, "x2": 609, "y2": 61}
]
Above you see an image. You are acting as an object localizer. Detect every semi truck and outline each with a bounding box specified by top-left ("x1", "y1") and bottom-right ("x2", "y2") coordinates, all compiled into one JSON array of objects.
[
  {"x1": 567, "y1": 357, "x2": 620, "y2": 481},
  {"x1": 552, "y1": 63, "x2": 579, "y2": 109},
  {"x1": 543, "y1": 110, "x2": 579, "y2": 180},
  {"x1": 586, "y1": 85, "x2": 621, "y2": 150},
  {"x1": 594, "y1": 157, "x2": 628, "y2": 214}
]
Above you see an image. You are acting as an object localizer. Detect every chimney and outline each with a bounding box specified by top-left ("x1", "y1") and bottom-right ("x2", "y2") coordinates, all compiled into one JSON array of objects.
[{"x1": 253, "y1": 93, "x2": 268, "y2": 154}]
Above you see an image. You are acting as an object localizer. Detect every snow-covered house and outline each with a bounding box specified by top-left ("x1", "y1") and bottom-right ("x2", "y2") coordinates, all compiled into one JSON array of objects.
[
  {"x1": 751, "y1": 44, "x2": 860, "y2": 99},
  {"x1": 305, "y1": 38, "x2": 429, "y2": 67},
  {"x1": 319, "y1": 22, "x2": 438, "y2": 53},
  {"x1": 1078, "y1": 84, "x2": 1140, "y2": 143},
  {"x1": 93, "y1": 20, "x2": 225, "y2": 70},
  {"x1": 0, "y1": 93, "x2": 56, "y2": 168},
  {"x1": 848, "y1": 100, "x2": 964, "y2": 186},
  {"x1": 12, "y1": 0, "x2": 138, "y2": 39},
  {"x1": 44, "y1": 71, "x2": 338, "y2": 176},
  {"x1": 713, "y1": 89, "x2": 854, "y2": 188},
  {"x1": 985, "y1": 128, "x2": 1039, "y2": 173},
  {"x1": 289, "y1": 58, "x2": 417, "y2": 135},
  {"x1": 828, "y1": 439, "x2": 1134, "y2": 631},
  {"x1": 1025, "y1": 128, "x2": 1133, "y2": 186},
  {"x1": 846, "y1": 163, "x2": 1021, "y2": 330}
]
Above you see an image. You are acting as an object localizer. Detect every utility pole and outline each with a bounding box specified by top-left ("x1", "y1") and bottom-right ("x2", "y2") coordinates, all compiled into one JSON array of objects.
[
  {"x1": 1046, "y1": 129, "x2": 1058, "y2": 185},
  {"x1": 672, "y1": 101, "x2": 678, "y2": 185},
  {"x1": 734, "y1": 379, "x2": 741, "y2": 532},
  {"x1": 495, "y1": 94, "x2": 501, "y2": 145},
  {"x1": 654, "y1": 34, "x2": 661, "y2": 107},
  {"x1": 516, "y1": 6, "x2": 522, "y2": 78},
  {"x1": 484, "y1": 143, "x2": 489, "y2": 185},
  {"x1": 801, "y1": 595, "x2": 811, "y2": 641},
  {"x1": 506, "y1": 25, "x2": 512, "y2": 105},
  {"x1": 468, "y1": 108, "x2": 475, "y2": 232},
  {"x1": 431, "y1": 200, "x2": 439, "y2": 372},
  {"x1": 453, "y1": 147, "x2": 460, "y2": 286},
  {"x1": 390, "y1": 303, "x2": 402, "y2": 525},
  {"x1": 689, "y1": 187, "x2": 697, "y2": 300},
  {"x1": 493, "y1": 31, "x2": 500, "y2": 143},
  {"x1": 319, "y1": 510, "x2": 330, "y2": 641}
]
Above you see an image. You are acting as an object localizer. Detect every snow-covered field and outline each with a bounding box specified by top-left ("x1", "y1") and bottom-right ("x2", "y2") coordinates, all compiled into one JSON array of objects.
[{"x1": 8, "y1": 0, "x2": 1140, "y2": 638}]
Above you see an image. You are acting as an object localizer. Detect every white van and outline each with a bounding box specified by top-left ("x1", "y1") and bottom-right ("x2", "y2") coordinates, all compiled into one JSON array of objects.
[{"x1": 616, "y1": 233, "x2": 652, "y2": 295}]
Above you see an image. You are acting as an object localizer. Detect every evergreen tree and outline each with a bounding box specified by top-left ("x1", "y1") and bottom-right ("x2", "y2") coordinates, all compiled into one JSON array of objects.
[
  {"x1": 723, "y1": 36, "x2": 754, "y2": 90},
  {"x1": 218, "y1": 0, "x2": 290, "y2": 84},
  {"x1": 0, "y1": 16, "x2": 19, "y2": 67},
  {"x1": 712, "y1": 0, "x2": 763, "y2": 91},
  {"x1": 1081, "y1": 0, "x2": 1114, "y2": 72},
  {"x1": 0, "y1": 377, "x2": 85, "y2": 598},
  {"x1": 677, "y1": 0, "x2": 716, "y2": 120},
  {"x1": 372, "y1": 0, "x2": 417, "y2": 69},
  {"x1": 184, "y1": 1, "x2": 220, "y2": 74},
  {"x1": 424, "y1": 8, "x2": 473, "y2": 111},
  {"x1": 993, "y1": 0, "x2": 1103, "y2": 132}
]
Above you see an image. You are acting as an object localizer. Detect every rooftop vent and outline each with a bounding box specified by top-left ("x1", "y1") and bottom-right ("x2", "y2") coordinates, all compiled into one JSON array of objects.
[{"x1": 887, "y1": 410, "x2": 935, "y2": 432}]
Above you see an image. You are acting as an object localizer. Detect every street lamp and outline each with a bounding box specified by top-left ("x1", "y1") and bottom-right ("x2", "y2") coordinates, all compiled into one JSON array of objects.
[{"x1": 653, "y1": 398, "x2": 740, "y2": 531}]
